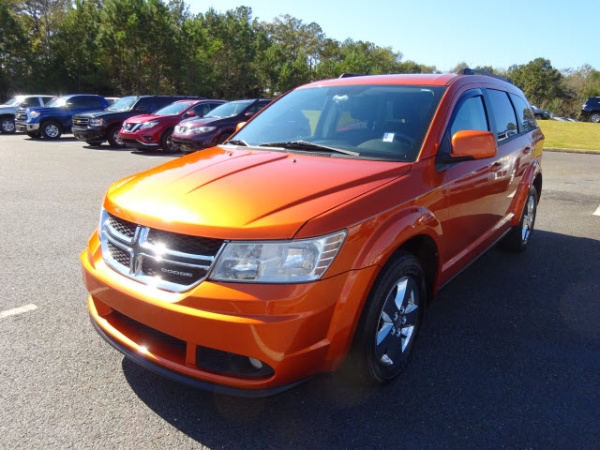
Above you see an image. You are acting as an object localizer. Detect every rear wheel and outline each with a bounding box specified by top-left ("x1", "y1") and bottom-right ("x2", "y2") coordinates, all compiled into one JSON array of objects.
[
  {"x1": 107, "y1": 125, "x2": 124, "y2": 148},
  {"x1": 41, "y1": 120, "x2": 62, "y2": 139},
  {"x1": 161, "y1": 128, "x2": 179, "y2": 153},
  {"x1": 1, "y1": 117, "x2": 16, "y2": 134},
  {"x1": 346, "y1": 252, "x2": 425, "y2": 385},
  {"x1": 500, "y1": 186, "x2": 538, "y2": 252}
]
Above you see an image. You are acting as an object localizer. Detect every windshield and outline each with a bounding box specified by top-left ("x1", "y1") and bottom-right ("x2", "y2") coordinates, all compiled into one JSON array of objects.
[
  {"x1": 154, "y1": 102, "x2": 192, "y2": 116},
  {"x1": 206, "y1": 100, "x2": 253, "y2": 118},
  {"x1": 2, "y1": 97, "x2": 22, "y2": 106},
  {"x1": 232, "y1": 84, "x2": 444, "y2": 162},
  {"x1": 106, "y1": 96, "x2": 138, "y2": 112},
  {"x1": 45, "y1": 97, "x2": 68, "y2": 108}
]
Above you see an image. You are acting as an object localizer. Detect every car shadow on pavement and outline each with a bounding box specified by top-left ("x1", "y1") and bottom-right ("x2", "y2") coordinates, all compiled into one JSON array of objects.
[{"x1": 122, "y1": 229, "x2": 600, "y2": 449}]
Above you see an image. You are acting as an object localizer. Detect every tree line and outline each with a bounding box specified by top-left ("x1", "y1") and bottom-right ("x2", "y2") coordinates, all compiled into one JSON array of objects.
[{"x1": 2, "y1": 0, "x2": 599, "y2": 118}]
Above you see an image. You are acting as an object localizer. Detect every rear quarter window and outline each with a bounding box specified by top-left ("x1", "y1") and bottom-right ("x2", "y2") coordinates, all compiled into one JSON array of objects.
[
  {"x1": 509, "y1": 94, "x2": 537, "y2": 133},
  {"x1": 486, "y1": 89, "x2": 518, "y2": 141}
]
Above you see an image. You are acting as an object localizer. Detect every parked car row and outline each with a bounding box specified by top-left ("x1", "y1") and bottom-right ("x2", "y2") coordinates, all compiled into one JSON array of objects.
[{"x1": 5, "y1": 93, "x2": 271, "y2": 153}]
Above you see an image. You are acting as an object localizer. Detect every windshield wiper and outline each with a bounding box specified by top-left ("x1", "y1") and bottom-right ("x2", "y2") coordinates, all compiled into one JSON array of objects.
[
  {"x1": 225, "y1": 139, "x2": 248, "y2": 146},
  {"x1": 258, "y1": 140, "x2": 359, "y2": 157}
]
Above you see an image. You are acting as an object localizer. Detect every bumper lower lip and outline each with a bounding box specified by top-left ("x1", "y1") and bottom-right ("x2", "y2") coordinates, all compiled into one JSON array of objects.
[
  {"x1": 89, "y1": 311, "x2": 308, "y2": 398},
  {"x1": 72, "y1": 128, "x2": 105, "y2": 141},
  {"x1": 15, "y1": 122, "x2": 40, "y2": 132}
]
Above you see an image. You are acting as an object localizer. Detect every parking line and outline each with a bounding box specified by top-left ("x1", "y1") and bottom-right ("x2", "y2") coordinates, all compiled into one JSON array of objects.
[
  {"x1": 594, "y1": 206, "x2": 600, "y2": 217},
  {"x1": 0, "y1": 304, "x2": 38, "y2": 319}
]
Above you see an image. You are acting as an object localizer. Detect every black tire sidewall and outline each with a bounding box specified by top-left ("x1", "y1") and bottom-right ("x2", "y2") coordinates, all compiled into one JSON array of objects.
[
  {"x1": 351, "y1": 252, "x2": 426, "y2": 384},
  {"x1": 107, "y1": 125, "x2": 123, "y2": 148}
]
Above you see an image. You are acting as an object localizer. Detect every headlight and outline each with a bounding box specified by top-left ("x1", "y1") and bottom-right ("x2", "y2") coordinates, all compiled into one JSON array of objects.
[
  {"x1": 29, "y1": 111, "x2": 40, "y2": 118},
  {"x1": 191, "y1": 126, "x2": 216, "y2": 134},
  {"x1": 89, "y1": 118, "x2": 104, "y2": 127},
  {"x1": 140, "y1": 121, "x2": 159, "y2": 129},
  {"x1": 210, "y1": 231, "x2": 347, "y2": 283}
]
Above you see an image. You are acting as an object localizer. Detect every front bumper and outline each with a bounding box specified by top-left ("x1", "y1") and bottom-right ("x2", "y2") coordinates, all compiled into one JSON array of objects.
[
  {"x1": 72, "y1": 126, "x2": 106, "y2": 142},
  {"x1": 171, "y1": 134, "x2": 215, "y2": 152},
  {"x1": 81, "y1": 233, "x2": 375, "y2": 395},
  {"x1": 15, "y1": 121, "x2": 40, "y2": 133},
  {"x1": 120, "y1": 131, "x2": 160, "y2": 149}
]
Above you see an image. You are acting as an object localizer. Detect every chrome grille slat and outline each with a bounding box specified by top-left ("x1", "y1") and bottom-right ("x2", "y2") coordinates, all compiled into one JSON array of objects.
[{"x1": 100, "y1": 211, "x2": 224, "y2": 292}]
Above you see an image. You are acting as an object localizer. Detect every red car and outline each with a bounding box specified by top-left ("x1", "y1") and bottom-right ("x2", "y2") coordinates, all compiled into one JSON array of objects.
[{"x1": 120, "y1": 99, "x2": 225, "y2": 153}]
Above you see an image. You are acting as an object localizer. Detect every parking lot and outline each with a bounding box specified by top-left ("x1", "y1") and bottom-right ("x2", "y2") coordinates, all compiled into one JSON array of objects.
[{"x1": 1, "y1": 135, "x2": 599, "y2": 449}]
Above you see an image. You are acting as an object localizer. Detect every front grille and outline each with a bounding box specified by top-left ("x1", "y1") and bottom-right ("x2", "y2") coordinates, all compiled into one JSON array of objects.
[
  {"x1": 100, "y1": 211, "x2": 224, "y2": 292},
  {"x1": 72, "y1": 116, "x2": 89, "y2": 126}
]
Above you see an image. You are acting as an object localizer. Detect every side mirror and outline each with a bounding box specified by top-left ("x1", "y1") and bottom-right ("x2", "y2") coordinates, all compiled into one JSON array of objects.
[
  {"x1": 450, "y1": 130, "x2": 497, "y2": 160},
  {"x1": 184, "y1": 110, "x2": 196, "y2": 118},
  {"x1": 244, "y1": 112, "x2": 254, "y2": 118},
  {"x1": 236, "y1": 122, "x2": 247, "y2": 132}
]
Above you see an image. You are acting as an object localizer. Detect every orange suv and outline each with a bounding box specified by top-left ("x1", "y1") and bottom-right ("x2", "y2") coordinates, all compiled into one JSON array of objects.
[{"x1": 81, "y1": 70, "x2": 543, "y2": 396}]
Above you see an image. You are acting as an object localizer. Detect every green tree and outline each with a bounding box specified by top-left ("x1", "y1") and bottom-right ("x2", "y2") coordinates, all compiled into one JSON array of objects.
[
  {"x1": 201, "y1": 6, "x2": 259, "y2": 98},
  {"x1": 507, "y1": 58, "x2": 565, "y2": 107},
  {"x1": 0, "y1": 0, "x2": 30, "y2": 98},
  {"x1": 51, "y1": 0, "x2": 107, "y2": 93}
]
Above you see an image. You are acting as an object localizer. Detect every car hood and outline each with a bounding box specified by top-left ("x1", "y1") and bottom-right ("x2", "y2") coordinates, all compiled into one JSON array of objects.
[
  {"x1": 25, "y1": 106, "x2": 64, "y2": 114},
  {"x1": 104, "y1": 147, "x2": 409, "y2": 240},
  {"x1": 75, "y1": 109, "x2": 127, "y2": 118},
  {"x1": 125, "y1": 114, "x2": 166, "y2": 124},
  {"x1": 177, "y1": 116, "x2": 230, "y2": 127}
]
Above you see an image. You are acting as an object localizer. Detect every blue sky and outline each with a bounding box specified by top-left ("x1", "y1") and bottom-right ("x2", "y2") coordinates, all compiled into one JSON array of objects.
[{"x1": 187, "y1": 0, "x2": 597, "y2": 72}]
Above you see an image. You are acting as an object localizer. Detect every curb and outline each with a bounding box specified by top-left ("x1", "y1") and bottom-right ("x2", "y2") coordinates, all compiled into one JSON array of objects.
[{"x1": 544, "y1": 147, "x2": 600, "y2": 155}]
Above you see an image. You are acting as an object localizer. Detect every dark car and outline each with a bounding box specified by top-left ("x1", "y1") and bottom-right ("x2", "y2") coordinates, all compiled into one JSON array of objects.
[
  {"x1": 72, "y1": 95, "x2": 198, "y2": 148},
  {"x1": 15, "y1": 94, "x2": 109, "y2": 139},
  {"x1": 580, "y1": 96, "x2": 600, "y2": 123},
  {"x1": 531, "y1": 105, "x2": 553, "y2": 120},
  {"x1": 0, "y1": 95, "x2": 55, "y2": 134},
  {"x1": 172, "y1": 99, "x2": 271, "y2": 152},
  {"x1": 119, "y1": 99, "x2": 225, "y2": 153}
]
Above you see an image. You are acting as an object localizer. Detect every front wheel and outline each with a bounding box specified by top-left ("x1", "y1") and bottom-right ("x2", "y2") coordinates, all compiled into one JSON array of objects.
[
  {"x1": 41, "y1": 120, "x2": 62, "y2": 139},
  {"x1": 347, "y1": 252, "x2": 426, "y2": 384},
  {"x1": 107, "y1": 125, "x2": 124, "y2": 148},
  {"x1": 0, "y1": 117, "x2": 16, "y2": 134},
  {"x1": 161, "y1": 128, "x2": 179, "y2": 153},
  {"x1": 500, "y1": 185, "x2": 538, "y2": 252},
  {"x1": 589, "y1": 112, "x2": 600, "y2": 123}
]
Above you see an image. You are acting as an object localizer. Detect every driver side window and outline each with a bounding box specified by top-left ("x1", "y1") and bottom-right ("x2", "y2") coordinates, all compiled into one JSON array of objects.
[{"x1": 450, "y1": 95, "x2": 489, "y2": 136}]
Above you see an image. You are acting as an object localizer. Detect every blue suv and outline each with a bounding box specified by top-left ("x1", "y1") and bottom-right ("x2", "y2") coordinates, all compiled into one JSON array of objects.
[{"x1": 15, "y1": 94, "x2": 109, "y2": 139}]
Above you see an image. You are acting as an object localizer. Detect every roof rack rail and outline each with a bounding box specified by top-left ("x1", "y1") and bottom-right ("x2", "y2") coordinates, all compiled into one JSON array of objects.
[
  {"x1": 459, "y1": 68, "x2": 513, "y2": 85},
  {"x1": 339, "y1": 73, "x2": 366, "y2": 78}
]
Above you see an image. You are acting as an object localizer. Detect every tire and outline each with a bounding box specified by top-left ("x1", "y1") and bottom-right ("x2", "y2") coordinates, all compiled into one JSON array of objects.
[
  {"x1": 589, "y1": 112, "x2": 600, "y2": 123},
  {"x1": 500, "y1": 185, "x2": 538, "y2": 252},
  {"x1": 107, "y1": 125, "x2": 124, "y2": 148},
  {"x1": 41, "y1": 120, "x2": 62, "y2": 139},
  {"x1": 0, "y1": 117, "x2": 16, "y2": 134},
  {"x1": 346, "y1": 252, "x2": 426, "y2": 385},
  {"x1": 534, "y1": 114, "x2": 544, "y2": 120},
  {"x1": 161, "y1": 128, "x2": 179, "y2": 153}
]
